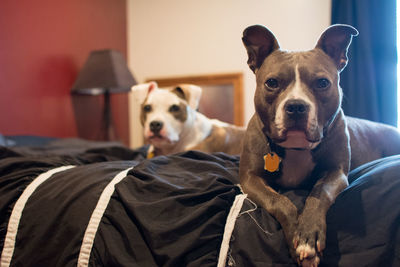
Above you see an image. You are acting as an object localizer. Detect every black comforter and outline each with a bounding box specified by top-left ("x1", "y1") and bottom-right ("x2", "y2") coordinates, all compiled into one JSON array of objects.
[{"x1": 0, "y1": 138, "x2": 399, "y2": 266}]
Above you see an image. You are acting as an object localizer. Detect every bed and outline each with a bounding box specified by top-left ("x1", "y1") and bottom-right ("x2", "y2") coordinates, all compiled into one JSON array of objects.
[{"x1": 0, "y1": 136, "x2": 399, "y2": 266}]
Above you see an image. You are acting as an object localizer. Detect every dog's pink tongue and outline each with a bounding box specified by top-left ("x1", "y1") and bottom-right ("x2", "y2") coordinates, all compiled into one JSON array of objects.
[{"x1": 278, "y1": 131, "x2": 311, "y2": 149}]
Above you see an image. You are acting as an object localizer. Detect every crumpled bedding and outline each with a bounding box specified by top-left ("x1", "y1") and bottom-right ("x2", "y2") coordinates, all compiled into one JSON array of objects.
[{"x1": 0, "y1": 138, "x2": 399, "y2": 266}]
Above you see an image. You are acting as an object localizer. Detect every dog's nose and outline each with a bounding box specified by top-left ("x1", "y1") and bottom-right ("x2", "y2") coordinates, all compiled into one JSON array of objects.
[
  {"x1": 284, "y1": 100, "x2": 309, "y2": 117},
  {"x1": 150, "y1": 121, "x2": 163, "y2": 133}
]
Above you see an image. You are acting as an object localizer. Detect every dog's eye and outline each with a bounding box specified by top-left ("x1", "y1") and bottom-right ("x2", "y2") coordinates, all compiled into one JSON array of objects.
[
  {"x1": 169, "y1": 104, "x2": 180, "y2": 112},
  {"x1": 143, "y1": 105, "x2": 152, "y2": 112},
  {"x1": 315, "y1": 78, "x2": 330, "y2": 90},
  {"x1": 265, "y1": 78, "x2": 279, "y2": 89}
]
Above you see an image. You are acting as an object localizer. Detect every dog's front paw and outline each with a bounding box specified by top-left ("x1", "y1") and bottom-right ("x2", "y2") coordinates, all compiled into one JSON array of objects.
[{"x1": 293, "y1": 215, "x2": 326, "y2": 266}]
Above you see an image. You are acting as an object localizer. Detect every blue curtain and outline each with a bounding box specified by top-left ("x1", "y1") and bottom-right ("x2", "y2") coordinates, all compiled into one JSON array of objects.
[{"x1": 331, "y1": 0, "x2": 397, "y2": 126}]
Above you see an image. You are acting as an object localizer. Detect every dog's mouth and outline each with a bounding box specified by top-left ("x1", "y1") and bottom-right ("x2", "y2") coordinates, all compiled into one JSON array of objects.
[
  {"x1": 146, "y1": 133, "x2": 169, "y2": 143},
  {"x1": 276, "y1": 129, "x2": 321, "y2": 149}
]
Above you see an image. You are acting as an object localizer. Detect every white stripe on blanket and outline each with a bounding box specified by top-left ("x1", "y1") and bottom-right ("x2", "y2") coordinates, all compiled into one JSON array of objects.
[
  {"x1": 1, "y1": 165, "x2": 76, "y2": 267},
  {"x1": 77, "y1": 167, "x2": 133, "y2": 267},
  {"x1": 217, "y1": 193, "x2": 247, "y2": 267}
]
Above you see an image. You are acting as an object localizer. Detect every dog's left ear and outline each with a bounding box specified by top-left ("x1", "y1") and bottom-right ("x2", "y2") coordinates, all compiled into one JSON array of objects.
[
  {"x1": 316, "y1": 24, "x2": 359, "y2": 72},
  {"x1": 242, "y1": 25, "x2": 280, "y2": 73},
  {"x1": 172, "y1": 84, "x2": 202, "y2": 110}
]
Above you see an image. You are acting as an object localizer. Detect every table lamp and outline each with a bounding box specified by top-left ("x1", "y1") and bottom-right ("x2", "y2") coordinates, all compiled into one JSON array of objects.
[{"x1": 71, "y1": 49, "x2": 137, "y2": 141}]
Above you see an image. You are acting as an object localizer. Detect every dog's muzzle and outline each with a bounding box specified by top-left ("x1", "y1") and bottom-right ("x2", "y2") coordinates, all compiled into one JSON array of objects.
[
  {"x1": 277, "y1": 99, "x2": 321, "y2": 149},
  {"x1": 282, "y1": 99, "x2": 310, "y2": 130}
]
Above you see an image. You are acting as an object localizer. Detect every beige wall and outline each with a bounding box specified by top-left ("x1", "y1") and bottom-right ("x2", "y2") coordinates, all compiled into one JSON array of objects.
[{"x1": 127, "y1": 0, "x2": 331, "y2": 147}]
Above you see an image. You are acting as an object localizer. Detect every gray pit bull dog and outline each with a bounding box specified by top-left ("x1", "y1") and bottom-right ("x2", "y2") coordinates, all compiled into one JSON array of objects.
[{"x1": 240, "y1": 24, "x2": 400, "y2": 266}]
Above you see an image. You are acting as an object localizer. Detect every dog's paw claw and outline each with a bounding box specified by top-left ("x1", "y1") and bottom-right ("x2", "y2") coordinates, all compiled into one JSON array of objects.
[
  {"x1": 296, "y1": 244, "x2": 316, "y2": 259},
  {"x1": 317, "y1": 241, "x2": 322, "y2": 253},
  {"x1": 300, "y1": 255, "x2": 320, "y2": 267},
  {"x1": 294, "y1": 238, "x2": 299, "y2": 249},
  {"x1": 296, "y1": 243, "x2": 321, "y2": 266}
]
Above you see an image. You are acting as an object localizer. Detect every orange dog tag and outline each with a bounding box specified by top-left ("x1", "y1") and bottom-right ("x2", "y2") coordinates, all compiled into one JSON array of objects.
[
  {"x1": 264, "y1": 152, "x2": 281, "y2": 172},
  {"x1": 147, "y1": 151, "x2": 155, "y2": 159}
]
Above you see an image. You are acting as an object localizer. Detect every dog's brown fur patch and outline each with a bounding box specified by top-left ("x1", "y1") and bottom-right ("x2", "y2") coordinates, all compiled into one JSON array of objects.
[
  {"x1": 169, "y1": 103, "x2": 188, "y2": 122},
  {"x1": 140, "y1": 103, "x2": 149, "y2": 125},
  {"x1": 191, "y1": 124, "x2": 245, "y2": 154}
]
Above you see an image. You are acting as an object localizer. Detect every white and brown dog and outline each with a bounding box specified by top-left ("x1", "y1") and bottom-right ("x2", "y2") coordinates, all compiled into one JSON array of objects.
[{"x1": 137, "y1": 82, "x2": 245, "y2": 157}]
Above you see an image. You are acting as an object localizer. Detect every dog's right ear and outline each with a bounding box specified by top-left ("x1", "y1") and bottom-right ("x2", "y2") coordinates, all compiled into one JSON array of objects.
[
  {"x1": 242, "y1": 25, "x2": 280, "y2": 73},
  {"x1": 131, "y1": 81, "x2": 158, "y2": 95},
  {"x1": 172, "y1": 84, "x2": 202, "y2": 110},
  {"x1": 146, "y1": 81, "x2": 157, "y2": 95},
  {"x1": 131, "y1": 81, "x2": 158, "y2": 104}
]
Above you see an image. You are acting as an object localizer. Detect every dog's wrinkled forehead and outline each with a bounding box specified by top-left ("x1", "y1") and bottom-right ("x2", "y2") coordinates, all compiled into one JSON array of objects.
[{"x1": 145, "y1": 88, "x2": 184, "y2": 107}]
